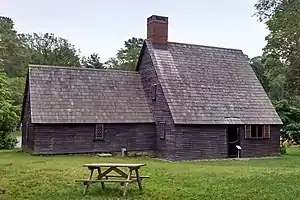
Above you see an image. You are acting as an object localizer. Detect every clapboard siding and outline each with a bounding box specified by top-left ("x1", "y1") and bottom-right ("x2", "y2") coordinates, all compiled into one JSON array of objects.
[
  {"x1": 240, "y1": 125, "x2": 281, "y2": 157},
  {"x1": 138, "y1": 47, "x2": 176, "y2": 160},
  {"x1": 21, "y1": 85, "x2": 34, "y2": 153},
  {"x1": 174, "y1": 125, "x2": 228, "y2": 160},
  {"x1": 32, "y1": 123, "x2": 155, "y2": 154}
]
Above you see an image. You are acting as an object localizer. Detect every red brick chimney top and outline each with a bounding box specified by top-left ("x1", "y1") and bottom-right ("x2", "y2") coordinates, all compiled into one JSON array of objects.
[{"x1": 147, "y1": 15, "x2": 168, "y2": 45}]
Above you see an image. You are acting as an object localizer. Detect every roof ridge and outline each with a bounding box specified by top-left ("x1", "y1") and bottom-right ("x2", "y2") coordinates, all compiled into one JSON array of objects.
[
  {"x1": 28, "y1": 64, "x2": 139, "y2": 74},
  {"x1": 168, "y1": 41, "x2": 243, "y2": 52},
  {"x1": 145, "y1": 39, "x2": 243, "y2": 52}
]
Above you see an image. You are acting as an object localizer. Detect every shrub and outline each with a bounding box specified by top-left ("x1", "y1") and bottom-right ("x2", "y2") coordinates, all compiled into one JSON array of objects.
[
  {"x1": 280, "y1": 141, "x2": 287, "y2": 155},
  {"x1": 0, "y1": 132, "x2": 18, "y2": 149}
]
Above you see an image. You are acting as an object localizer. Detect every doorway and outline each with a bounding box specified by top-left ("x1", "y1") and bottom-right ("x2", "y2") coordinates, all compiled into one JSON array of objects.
[{"x1": 227, "y1": 125, "x2": 240, "y2": 158}]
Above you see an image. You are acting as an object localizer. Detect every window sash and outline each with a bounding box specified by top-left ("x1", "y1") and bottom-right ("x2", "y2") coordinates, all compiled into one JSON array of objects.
[
  {"x1": 264, "y1": 125, "x2": 271, "y2": 138},
  {"x1": 159, "y1": 122, "x2": 166, "y2": 139},
  {"x1": 95, "y1": 124, "x2": 104, "y2": 140},
  {"x1": 245, "y1": 125, "x2": 270, "y2": 139},
  {"x1": 152, "y1": 84, "x2": 157, "y2": 100}
]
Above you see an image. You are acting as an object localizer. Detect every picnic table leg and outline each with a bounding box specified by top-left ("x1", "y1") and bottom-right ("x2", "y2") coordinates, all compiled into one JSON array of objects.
[
  {"x1": 97, "y1": 167, "x2": 105, "y2": 189},
  {"x1": 83, "y1": 168, "x2": 94, "y2": 195},
  {"x1": 123, "y1": 168, "x2": 133, "y2": 197},
  {"x1": 135, "y1": 168, "x2": 142, "y2": 190}
]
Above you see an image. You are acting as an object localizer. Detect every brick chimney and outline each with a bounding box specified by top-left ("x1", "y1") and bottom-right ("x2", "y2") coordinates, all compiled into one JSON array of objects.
[{"x1": 147, "y1": 15, "x2": 168, "y2": 45}]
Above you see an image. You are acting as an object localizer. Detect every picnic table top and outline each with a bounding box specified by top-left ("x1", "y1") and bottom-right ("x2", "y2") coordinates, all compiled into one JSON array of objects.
[{"x1": 82, "y1": 163, "x2": 146, "y2": 168}]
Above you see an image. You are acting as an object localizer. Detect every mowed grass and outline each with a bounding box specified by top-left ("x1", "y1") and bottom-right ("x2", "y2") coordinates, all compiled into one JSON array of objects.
[{"x1": 1, "y1": 149, "x2": 300, "y2": 200}]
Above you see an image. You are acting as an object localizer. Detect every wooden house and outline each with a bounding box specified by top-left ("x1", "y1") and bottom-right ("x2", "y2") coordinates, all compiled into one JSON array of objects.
[{"x1": 21, "y1": 15, "x2": 282, "y2": 161}]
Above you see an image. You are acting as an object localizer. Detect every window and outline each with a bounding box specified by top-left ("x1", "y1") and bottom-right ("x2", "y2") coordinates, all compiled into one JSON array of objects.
[
  {"x1": 245, "y1": 125, "x2": 271, "y2": 139},
  {"x1": 151, "y1": 84, "x2": 157, "y2": 100},
  {"x1": 251, "y1": 125, "x2": 263, "y2": 138},
  {"x1": 94, "y1": 124, "x2": 104, "y2": 140},
  {"x1": 159, "y1": 122, "x2": 166, "y2": 139},
  {"x1": 264, "y1": 125, "x2": 271, "y2": 138}
]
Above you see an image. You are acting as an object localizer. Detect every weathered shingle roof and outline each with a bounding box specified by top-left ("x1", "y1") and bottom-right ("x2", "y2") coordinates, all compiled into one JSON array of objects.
[
  {"x1": 28, "y1": 65, "x2": 154, "y2": 123},
  {"x1": 145, "y1": 40, "x2": 282, "y2": 124}
]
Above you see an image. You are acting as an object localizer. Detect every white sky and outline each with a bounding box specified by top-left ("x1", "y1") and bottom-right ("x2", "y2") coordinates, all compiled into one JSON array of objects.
[{"x1": 1, "y1": 0, "x2": 268, "y2": 62}]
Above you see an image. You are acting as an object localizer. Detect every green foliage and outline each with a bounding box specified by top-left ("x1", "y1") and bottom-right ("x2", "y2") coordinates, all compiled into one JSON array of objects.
[
  {"x1": 10, "y1": 131, "x2": 21, "y2": 137},
  {"x1": 20, "y1": 32, "x2": 81, "y2": 67},
  {"x1": 105, "y1": 37, "x2": 143, "y2": 71},
  {"x1": 254, "y1": 0, "x2": 300, "y2": 142},
  {"x1": 249, "y1": 56, "x2": 269, "y2": 92},
  {"x1": 254, "y1": 0, "x2": 281, "y2": 21},
  {"x1": 255, "y1": 0, "x2": 300, "y2": 100},
  {"x1": 7, "y1": 76, "x2": 26, "y2": 106},
  {"x1": 263, "y1": 54, "x2": 289, "y2": 100},
  {"x1": 81, "y1": 53, "x2": 104, "y2": 69},
  {"x1": 0, "y1": 72, "x2": 19, "y2": 149},
  {"x1": 280, "y1": 143, "x2": 287, "y2": 155},
  {"x1": 273, "y1": 100, "x2": 300, "y2": 143},
  {"x1": 0, "y1": 133, "x2": 17, "y2": 149},
  {"x1": 0, "y1": 16, "x2": 28, "y2": 77}
]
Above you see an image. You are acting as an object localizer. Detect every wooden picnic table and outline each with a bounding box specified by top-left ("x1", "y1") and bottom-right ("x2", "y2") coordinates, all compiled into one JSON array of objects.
[{"x1": 75, "y1": 163, "x2": 149, "y2": 196}]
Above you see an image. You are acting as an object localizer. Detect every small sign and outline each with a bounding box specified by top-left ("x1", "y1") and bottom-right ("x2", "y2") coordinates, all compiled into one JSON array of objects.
[{"x1": 236, "y1": 145, "x2": 242, "y2": 150}]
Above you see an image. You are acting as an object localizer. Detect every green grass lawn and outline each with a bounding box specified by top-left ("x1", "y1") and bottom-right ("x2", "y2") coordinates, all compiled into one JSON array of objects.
[{"x1": 1, "y1": 149, "x2": 300, "y2": 200}]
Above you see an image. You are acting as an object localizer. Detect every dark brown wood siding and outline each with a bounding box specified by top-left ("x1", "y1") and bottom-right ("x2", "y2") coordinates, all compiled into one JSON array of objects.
[
  {"x1": 138, "y1": 47, "x2": 176, "y2": 160},
  {"x1": 32, "y1": 123, "x2": 155, "y2": 154},
  {"x1": 21, "y1": 87, "x2": 34, "y2": 153},
  {"x1": 174, "y1": 125, "x2": 228, "y2": 160},
  {"x1": 240, "y1": 125, "x2": 281, "y2": 157}
]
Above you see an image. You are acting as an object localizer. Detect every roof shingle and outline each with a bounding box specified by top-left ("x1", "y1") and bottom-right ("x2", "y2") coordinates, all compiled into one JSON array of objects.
[
  {"x1": 28, "y1": 65, "x2": 154, "y2": 123},
  {"x1": 146, "y1": 40, "x2": 282, "y2": 124}
]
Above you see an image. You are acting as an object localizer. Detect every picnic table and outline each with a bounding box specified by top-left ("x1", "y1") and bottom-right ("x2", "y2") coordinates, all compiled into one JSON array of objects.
[{"x1": 75, "y1": 163, "x2": 149, "y2": 196}]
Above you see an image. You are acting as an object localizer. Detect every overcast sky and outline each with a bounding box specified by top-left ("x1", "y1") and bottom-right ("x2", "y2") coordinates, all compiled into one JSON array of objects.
[{"x1": 2, "y1": 0, "x2": 267, "y2": 62}]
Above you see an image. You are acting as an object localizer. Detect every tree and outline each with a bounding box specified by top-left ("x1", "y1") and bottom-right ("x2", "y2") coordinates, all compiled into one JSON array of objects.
[
  {"x1": 20, "y1": 33, "x2": 81, "y2": 67},
  {"x1": 81, "y1": 53, "x2": 104, "y2": 69},
  {"x1": 7, "y1": 76, "x2": 26, "y2": 106},
  {"x1": 254, "y1": 0, "x2": 282, "y2": 21},
  {"x1": 250, "y1": 56, "x2": 269, "y2": 92},
  {"x1": 0, "y1": 72, "x2": 19, "y2": 149},
  {"x1": 273, "y1": 100, "x2": 300, "y2": 144},
  {"x1": 0, "y1": 16, "x2": 28, "y2": 77},
  {"x1": 104, "y1": 37, "x2": 144, "y2": 71},
  {"x1": 254, "y1": 0, "x2": 300, "y2": 103}
]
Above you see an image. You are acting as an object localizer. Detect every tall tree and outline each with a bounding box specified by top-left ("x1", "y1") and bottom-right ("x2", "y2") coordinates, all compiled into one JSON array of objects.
[
  {"x1": 20, "y1": 33, "x2": 81, "y2": 67},
  {"x1": 105, "y1": 37, "x2": 144, "y2": 71},
  {"x1": 81, "y1": 53, "x2": 104, "y2": 69},
  {"x1": 0, "y1": 16, "x2": 28, "y2": 77},
  {"x1": 7, "y1": 76, "x2": 26, "y2": 106},
  {"x1": 0, "y1": 72, "x2": 19, "y2": 149},
  {"x1": 249, "y1": 56, "x2": 269, "y2": 92},
  {"x1": 255, "y1": 0, "x2": 300, "y2": 102}
]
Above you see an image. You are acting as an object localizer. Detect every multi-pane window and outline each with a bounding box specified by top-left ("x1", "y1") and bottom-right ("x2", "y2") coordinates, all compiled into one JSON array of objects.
[
  {"x1": 245, "y1": 125, "x2": 271, "y2": 139},
  {"x1": 159, "y1": 122, "x2": 166, "y2": 140},
  {"x1": 94, "y1": 124, "x2": 104, "y2": 140},
  {"x1": 152, "y1": 84, "x2": 157, "y2": 100}
]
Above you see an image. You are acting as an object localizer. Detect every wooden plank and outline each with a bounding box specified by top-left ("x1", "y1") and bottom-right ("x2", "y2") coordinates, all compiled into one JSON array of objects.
[
  {"x1": 97, "y1": 167, "x2": 105, "y2": 189},
  {"x1": 105, "y1": 175, "x2": 149, "y2": 179},
  {"x1": 135, "y1": 169, "x2": 142, "y2": 190},
  {"x1": 113, "y1": 167, "x2": 129, "y2": 178},
  {"x1": 75, "y1": 179, "x2": 134, "y2": 183},
  {"x1": 83, "y1": 163, "x2": 146, "y2": 168},
  {"x1": 83, "y1": 168, "x2": 94, "y2": 195},
  {"x1": 97, "y1": 167, "x2": 115, "y2": 180},
  {"x1": 123, "y1": 168, "x2": 133, "y2": 196}
]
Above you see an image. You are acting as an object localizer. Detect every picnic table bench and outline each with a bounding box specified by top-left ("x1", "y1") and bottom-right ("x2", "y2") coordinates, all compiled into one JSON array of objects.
[{"x1": 75, "y1": 163, "x2": 149, "y2": 196}]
